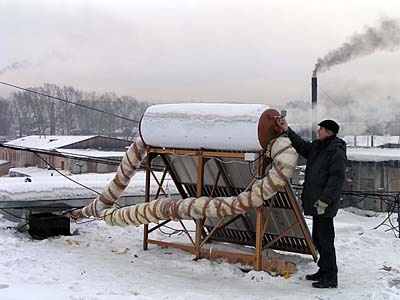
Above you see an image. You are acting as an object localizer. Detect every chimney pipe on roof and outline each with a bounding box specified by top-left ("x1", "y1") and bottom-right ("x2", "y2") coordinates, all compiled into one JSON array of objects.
[{"x1": 311, "y1": 77, "x2": 317, "y2": 141}]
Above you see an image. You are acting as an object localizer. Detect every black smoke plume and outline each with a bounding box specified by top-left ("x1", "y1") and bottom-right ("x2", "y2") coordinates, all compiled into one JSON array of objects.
[
  {"x1": 0, "y1": 61, "x2": 29, "y2": 76},
  {"x1": 313, "y1": 18, "x2": 400, "y2": 76}
]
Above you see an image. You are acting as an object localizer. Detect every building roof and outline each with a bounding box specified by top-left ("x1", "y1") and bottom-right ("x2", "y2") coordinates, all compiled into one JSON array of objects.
[
  {"x1": 0, "y1": 160, "x2": 10, "y2": 166},
  {"x1": 3, "y1": 135, "x2": 97, "y2": 151},
  {"x1": 347, "y1": 147, "x2": 400, "y2": 162},
  {"x1": 344, "y1": 135, "x2": 400, "y2": 147},
  {"x1": 56, "y1": 148, "x2": 125, "y2": 158}
]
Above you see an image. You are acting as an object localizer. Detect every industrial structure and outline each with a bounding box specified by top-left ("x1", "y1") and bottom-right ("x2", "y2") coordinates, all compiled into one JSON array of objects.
[{"x1": 71, "y1": 103, "x2": 317, "y2": 275}]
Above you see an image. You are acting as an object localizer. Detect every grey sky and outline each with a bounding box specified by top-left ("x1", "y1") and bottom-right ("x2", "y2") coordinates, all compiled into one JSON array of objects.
[{"x1": 1, "y1": 0, "x2": 400, "y2": 110}]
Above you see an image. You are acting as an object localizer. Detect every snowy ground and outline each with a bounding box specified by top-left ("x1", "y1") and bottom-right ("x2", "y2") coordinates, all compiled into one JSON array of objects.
[{"x1": 0, "y1": 208, "x2": 399, "y2": 300}]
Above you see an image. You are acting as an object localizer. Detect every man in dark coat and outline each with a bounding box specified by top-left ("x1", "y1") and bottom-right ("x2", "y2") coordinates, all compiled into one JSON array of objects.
[{"x1": 277, "y1": 118, "x2": 347, "y2": 289}]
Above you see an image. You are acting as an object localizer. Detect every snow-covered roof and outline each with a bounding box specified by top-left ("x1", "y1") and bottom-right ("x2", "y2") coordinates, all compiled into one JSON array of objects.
[
  {"x1": 0, "y1": 160, "x2": 10, "y2": 166},
  {"x1": 8, "y1": 167, "x2": 66, "y2": 177},
  {"x1": 347, "y1": 147, "x2": 400, "y2": 162},
  {"x1": 344, "y1": 135, "x2": 400, "y2": 147},
  {"x1": 56, "y1": 149, "x2": 125, "y2": 158},
  {"x1": 0, "y1": 169, "x2": 177, "y2": 202},
  {"x1": 4, "y1": 135, "x2": 97, "y2": 151}
]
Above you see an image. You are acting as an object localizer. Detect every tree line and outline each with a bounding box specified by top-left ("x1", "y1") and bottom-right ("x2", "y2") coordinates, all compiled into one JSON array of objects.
[{"x1": 0, "y1": 83, "x2": 150, "y2": 140}]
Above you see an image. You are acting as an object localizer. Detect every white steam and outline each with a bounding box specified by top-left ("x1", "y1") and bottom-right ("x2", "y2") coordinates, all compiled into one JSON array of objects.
[{"x1": 287, "y1": 85, "x2": 400, "y2": 137}]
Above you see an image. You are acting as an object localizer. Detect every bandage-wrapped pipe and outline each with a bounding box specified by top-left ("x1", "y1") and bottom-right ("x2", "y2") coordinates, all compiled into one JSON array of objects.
[
  {"x1": 71, "y1": 103, "x2": 298, "y2": 223},
  {"x1": 70, "y1": 137, "x2": 147, "y2": 219},
  {"x1": 100, "y1": 136, "x2": 298, "y2": 226}
]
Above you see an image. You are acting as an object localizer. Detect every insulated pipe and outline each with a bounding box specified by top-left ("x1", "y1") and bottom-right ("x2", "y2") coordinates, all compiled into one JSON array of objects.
[
  {"x1": 101, "y1": 135, "x2": 298, "y2": 226},
  {"x1": 71, "y1": 103, "x2": 293, "y2": 221},
  {"x1": 70, "y1": 137, "x2": 147, "y2": 218}
]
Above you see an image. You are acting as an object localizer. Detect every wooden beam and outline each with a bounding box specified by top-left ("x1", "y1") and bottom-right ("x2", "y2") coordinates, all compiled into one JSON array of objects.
[
  {"x1": 284, "y1": 183, "x2": 318, "y2": 261},
  {"x1": 151, "y1": 169, "x2": 168, "y2": 198},
  {"x1": 261, "y1": 196, "x2": 276, "y2": 237},
  {"x1": 178, "y1": 220, "x2": 196, "y2": 246},
  {"x1": 254, "y1": 207, "x2": 263, "y2": 271},
  {"x1": 194, "y1": 153, "x2": 205, "y2": 259},
  {"x1": 143, "y1": 150, "x2": 154, "y2": 251},
  {"x1": 200, "y1": 217, "x2": 226, "y2": 248},
  {"x1": 146, "y1": 239, "x2": 295, "y2": 276},
  {"x1": 160, "y1": 154, "x2": 188, "y2": 198},
  {"x1": 215, "y1": 159, "x2": 236, "y2": 195},
  {"x1": 209, "y1": 170, "x2": 221, "y2": 198},
  {"x1": 263, "y1": 221, "x2": 300, "y2": 250}
]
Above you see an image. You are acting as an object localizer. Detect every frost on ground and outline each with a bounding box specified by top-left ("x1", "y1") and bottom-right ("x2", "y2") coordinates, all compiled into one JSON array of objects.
[{"x1": 0, "y1": 209, "x2": 399, "y2": 300}]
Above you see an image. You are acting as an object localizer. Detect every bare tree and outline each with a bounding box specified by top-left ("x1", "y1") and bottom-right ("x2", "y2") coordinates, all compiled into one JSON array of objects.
[
  {"x1": 0, "y1": 97, "x2": 12, "y2": 136},
  {"x1": 6, "y1": 83, "x2": 149, "y2": 138},
  {"x1": 11, "y1": 91, "x2": 35, "y2": 137},
  {"x1": 54, "y1": 85, "x2": 82, "y2": 135}
]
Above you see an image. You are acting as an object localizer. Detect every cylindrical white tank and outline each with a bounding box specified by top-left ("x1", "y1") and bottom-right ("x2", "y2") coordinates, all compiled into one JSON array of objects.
[{"x1": 139, "y1": 103, "x2": 280, "y2": 151}]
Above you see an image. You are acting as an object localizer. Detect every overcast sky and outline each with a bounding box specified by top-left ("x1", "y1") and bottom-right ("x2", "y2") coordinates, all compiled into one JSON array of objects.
[{"x1": 1, "y1": 0, "x2": 400, "y2": 111}]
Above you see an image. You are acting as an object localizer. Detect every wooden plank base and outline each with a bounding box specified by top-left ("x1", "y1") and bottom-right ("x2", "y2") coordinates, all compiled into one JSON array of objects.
[{"x1": 147, "y1": 239, "x2": 295, "y2": 277}]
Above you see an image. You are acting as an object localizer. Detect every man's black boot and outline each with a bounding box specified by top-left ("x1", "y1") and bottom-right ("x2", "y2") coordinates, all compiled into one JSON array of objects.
[
  {"x1": 305, "y1": 271, "x2": 323, "y2": 281},
  {"x1": 312, "y1": 276, "x2": 338, "y2": 288}
]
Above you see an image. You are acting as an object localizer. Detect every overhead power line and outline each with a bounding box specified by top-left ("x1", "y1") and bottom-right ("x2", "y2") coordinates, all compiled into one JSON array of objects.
[
  {"x1": 0, "y1": 81, "x2": 140, "y2": 124},
  {"x1": 33, "y1": 152, "x2": 101, "y2": 195}
]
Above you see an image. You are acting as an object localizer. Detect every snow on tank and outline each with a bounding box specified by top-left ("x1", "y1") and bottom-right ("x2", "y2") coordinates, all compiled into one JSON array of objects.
[{"x1": 139, "y1": 103, "x2": 281, "y2": 151}]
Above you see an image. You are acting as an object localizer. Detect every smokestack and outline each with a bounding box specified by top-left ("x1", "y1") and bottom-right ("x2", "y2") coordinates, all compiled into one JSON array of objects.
[{"x1": 311, "y1": 77, "x2": 317, "y2": 140}]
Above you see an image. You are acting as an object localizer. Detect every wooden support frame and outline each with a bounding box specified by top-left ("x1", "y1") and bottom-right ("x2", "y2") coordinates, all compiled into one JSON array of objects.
[{"x1": 143, "y1": 146, "x2": 316, "y2": 275}]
